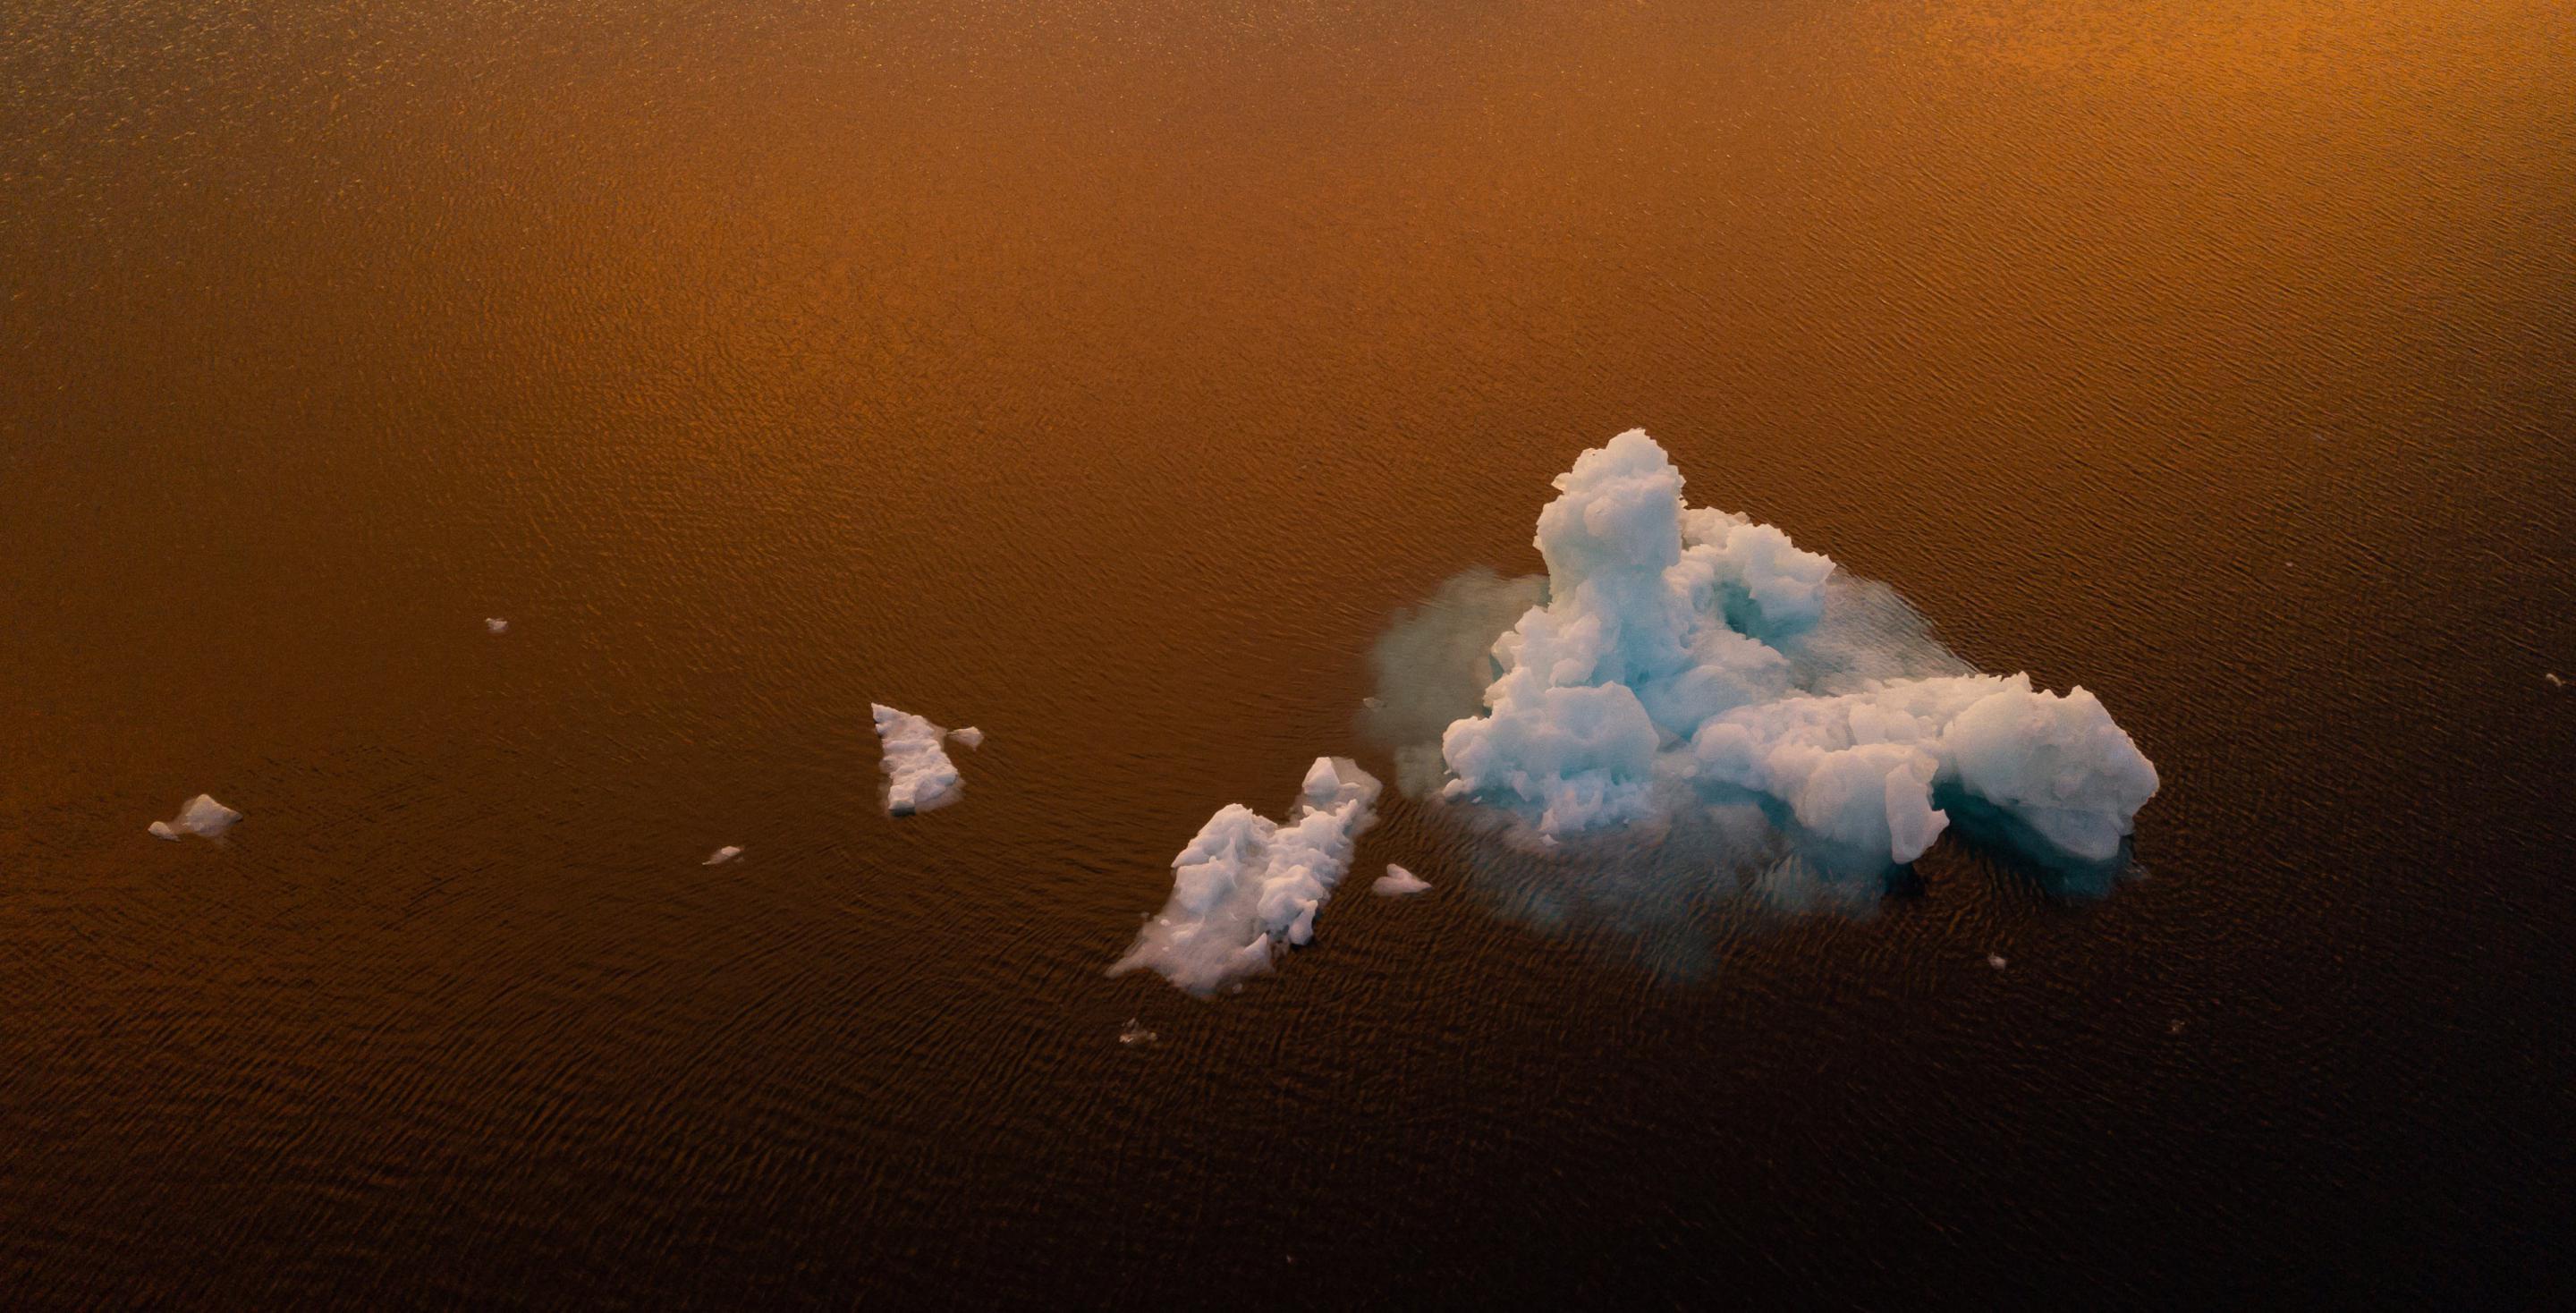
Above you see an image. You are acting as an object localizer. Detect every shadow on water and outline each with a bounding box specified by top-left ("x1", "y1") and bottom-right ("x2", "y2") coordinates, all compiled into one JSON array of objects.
[{"x1": 1936, "y1": 791, "x2": 2140, "y2": 902}]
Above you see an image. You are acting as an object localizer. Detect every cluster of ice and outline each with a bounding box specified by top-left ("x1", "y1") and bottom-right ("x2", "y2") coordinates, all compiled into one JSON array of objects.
[
  {"x1": 872, "y1": 704, "x2": 967, "y2": 815},
  {"x1": 1436, "y1": 430, "x2": 2157, "y2": 865},
  {"x1": 1373, "y1": 864, "x2": 1431, "y2": 896},
  {"x1": 148, "y1": 794, "x2": 241, "y2": 841},
  {"x1": 1111, "y1": 757, "x2": 1383, "y2": 994}
]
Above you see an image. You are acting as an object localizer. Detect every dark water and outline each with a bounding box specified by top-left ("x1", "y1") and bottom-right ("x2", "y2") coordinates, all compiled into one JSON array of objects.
[{"x1": 5, "y1": 0, "x2": 2573, "y2": 1305}]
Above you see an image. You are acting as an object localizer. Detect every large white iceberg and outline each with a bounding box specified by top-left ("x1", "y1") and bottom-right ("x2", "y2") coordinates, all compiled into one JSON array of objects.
[
  {"x1": 1436, "y1": 430, "x2": 2157, "y2": 865},
  {"x1": 872, "y1": 703, "x2": 965, "y2": 815},
  {"x1": 148, "y1": 794, "x2": 242, "y2": 841},
  {"x1": 1112, "y1": 757, "x2": 1383, "y2": 994}
]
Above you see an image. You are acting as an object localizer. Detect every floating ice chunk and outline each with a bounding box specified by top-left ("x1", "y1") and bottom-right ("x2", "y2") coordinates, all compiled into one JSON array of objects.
[
  {"x1": 703, "y1": 845, "x2": 744, "y2": 866},
  {"x1": 872, "y1": 703, "x2": 964, "y2": 815},
  {"x1": 2548, "y1": 672, "x2": 2566, "y2": 689},
  {"x1": 1111, "y1": 757, "x2": 1383, "y2": 995},
  {"x1": 1987, "y1": 953, "x2": 2008, "y2": 970},
  {"x1": 1682, "y1": 673, "x2": 2159, "y2": 862},
  {"x1": 485, "y1": 617, "x2": 509, "y2": 633},
  {"x1": 949, "y1": 726, "x2": 985, "y2": 748},
  {"x1": 1118, "y1": 1019, "x2": 1157, "y2": 1046},
  {"x1": 1436, "y1": 429, "x2": 2158, "y2": 866},
  {"x1": 1940, "y1": 680, "x2": 2161, "y2": 861},
  {"x1": 1373, "y1": 863, "x2": 1430, "y2": 895},
  {"x1": 148, "y1": 794, "x2": 241, "y2": 841}
]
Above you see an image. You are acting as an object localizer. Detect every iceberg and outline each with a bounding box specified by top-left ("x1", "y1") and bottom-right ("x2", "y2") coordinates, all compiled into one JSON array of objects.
[
  {"x1": 148, "y1": 794, "x2": 242, "y2": 841},
  {"x1": 703, "y1": 845, "x2": 744, "y2": 866},
  {"x1": 872, "y1": 703, "x2": 965, "y2": 815},
  {"x1": 1436, "y1": 430, "x2": 2157, "y2": 865},
  {"x1": 1111, "y1": 757, "x2": 1383, "y2": 995},
  {"x1": 949, "y1": 726, "x2": 985, "y2": 749},
  {"x1": 485, "y1": 617, "x2": 508, "y2": 634}
]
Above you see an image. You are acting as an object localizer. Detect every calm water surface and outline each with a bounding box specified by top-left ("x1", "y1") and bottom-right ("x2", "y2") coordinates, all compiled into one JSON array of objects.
[{"x1": 4, "y1": 0, "x2": 2572, "y2": 1305}]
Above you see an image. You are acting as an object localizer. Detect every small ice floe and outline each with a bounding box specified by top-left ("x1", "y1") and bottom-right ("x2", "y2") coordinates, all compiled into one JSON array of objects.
[
  {"x1": 872, "y1": 703, "x2": 965, "y2": 815},
  {"x1": 2168, "y1": 1019, "x2": 2188, "y2": 1035},
  {"x1": 1111, "y1": 757, "x2": 1384, "y2": 994},
  {"x1": 703, "y1": 845, "x2": 744, "y2": 866},
  {"x1": 1118, "y1": 1019, "x2": 1157, "y2": 1046},
  {"x1": 1372, "y1": 863, "x2": 1431, "y2": 896},
  {"x1": 949, "y1": 726, "x2": 985, "y2": 749},
  {"x1": 485, "y1": 617, "x2": 509, "y2": 634},
  {"x1": 1987, "y1": 953, "x2": 2008, "y2": 970},
  {"x1": 148, "y1": 794, "x2": 242, "y2": 841},
  {"x1": 2548, "y1": 672, "x2": 2566, "y2": 689}
]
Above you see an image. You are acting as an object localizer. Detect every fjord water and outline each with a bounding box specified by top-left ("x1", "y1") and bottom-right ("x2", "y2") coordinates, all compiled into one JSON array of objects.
[{"x1": 4, "y1": 0, "x2": 2572, "y2": 1304}]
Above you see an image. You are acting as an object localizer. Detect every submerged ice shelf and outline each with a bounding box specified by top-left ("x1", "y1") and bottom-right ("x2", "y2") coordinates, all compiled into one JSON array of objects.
[{"x1": 1373, "y1": 864, "x2": 1430, "y2": 895}]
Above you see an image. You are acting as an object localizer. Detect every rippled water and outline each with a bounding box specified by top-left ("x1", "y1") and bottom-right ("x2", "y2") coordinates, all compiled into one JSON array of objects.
[{"x1": 5, "y1": 1, "x2": 2572, "y2": 1304}]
